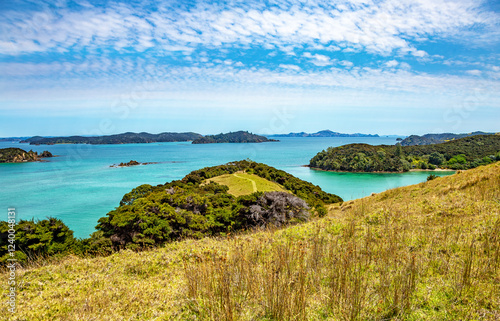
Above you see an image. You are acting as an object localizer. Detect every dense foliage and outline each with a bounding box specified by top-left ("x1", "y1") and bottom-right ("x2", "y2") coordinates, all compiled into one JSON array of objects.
[
  {"x1": 0, "y1": 218, "x2": 79, "y2": 263},
  {"x1": 0, "y1": 147, "x2": 52, "y2": 163},
  {"x1": 310, "y1": 134, "x2": 500, "y2": 172},
  {"x1": 401, "y1": 131, "x2": 494, "y2": 146},
  {"x1": 97, "y1": 160, "x2": 341, "y2": 250},
  {"x1": 191, "y1": 131, "x2": 278, "y2": 144},
  {"x1": 21, "y1": 132, "x2": 202, "y2": 145}
]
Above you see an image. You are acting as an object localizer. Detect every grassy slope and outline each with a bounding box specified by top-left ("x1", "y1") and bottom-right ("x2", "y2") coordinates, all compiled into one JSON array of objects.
[
  {"x1": 206, "y1": 172, "x2": 287, "y2": 196},
  {"x1": 3, "y1": 163, "x2": 500, "y2": 320}
]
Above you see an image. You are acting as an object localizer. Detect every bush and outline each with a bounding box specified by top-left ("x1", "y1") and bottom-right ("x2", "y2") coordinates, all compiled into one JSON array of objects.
[
  {"x1": 427, "y1": 174, "x2": 438, "y2": 181},
  {"x1": 238, "y1": 192, "x2": 310, "y2": 228},
  {"x1": 0, "y1": 218, "x2": 79, "y2": 264}
]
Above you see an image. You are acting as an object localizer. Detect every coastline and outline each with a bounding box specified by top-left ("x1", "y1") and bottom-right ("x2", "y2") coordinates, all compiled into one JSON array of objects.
[{"x1": 306, "y1": 165, "x2": 456, "y2": 174}]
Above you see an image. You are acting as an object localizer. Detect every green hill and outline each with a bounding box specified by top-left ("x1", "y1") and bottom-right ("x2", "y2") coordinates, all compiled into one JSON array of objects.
[
  {"x1": 310, "y1": 134, "x2": 500, "y2": 172},
  {"x1": 205, "y1": 172, "x2": 287, "y2": 196},
  {"x1": 192, "y1": 131, "x2": 278, "y2": 144},
  {"x1": 3, "y1": 161, "x2": 499, "y2": 320}
]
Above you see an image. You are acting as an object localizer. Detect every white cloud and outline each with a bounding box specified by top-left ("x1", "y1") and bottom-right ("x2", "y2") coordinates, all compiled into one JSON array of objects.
[
  {"x1": 385, "y1": 60, "x2": 399, "y2": 68},
  {"x1": 466, "y1": 69, "x2": 482, "y2": 76},
  {"x1": 303, "y1": 52, "x2": 332, "y2": 66},
  {"x1": 0, "y1": 0, "x2": 496, "y2": 56}
]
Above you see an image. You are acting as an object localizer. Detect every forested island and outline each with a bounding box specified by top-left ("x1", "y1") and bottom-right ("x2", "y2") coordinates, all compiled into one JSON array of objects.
[
  {"x1": 0, "y1": 148, "x2": 53, "y2": 163},
  {"x1": 192, "y1": 131, "x2": 278, "y2": 144},
  {"x1": 310, "y1": 134, "x2": 500, "y2": 172},
  {"x1": 270, "y1": 129, "x2": 379, "y2": 137},
  {"x1": 21, "y1": 132, "x2": 202, "y2": 145},
  {"x1": 110, "y1": 160, "x2": 158, "y2": 167},
  {"x1": 401, "y1": 131, "x2": 494, "y2": 146}
]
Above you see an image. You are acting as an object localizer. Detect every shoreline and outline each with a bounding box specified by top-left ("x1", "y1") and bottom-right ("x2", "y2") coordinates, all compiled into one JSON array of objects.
[{"x1": 306, "y1": 166, "x2": 456, "y2": 174}]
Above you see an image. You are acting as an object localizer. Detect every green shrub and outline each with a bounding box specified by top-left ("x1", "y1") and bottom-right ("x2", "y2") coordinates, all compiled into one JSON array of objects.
[{"x1": 0, "y1": 218, "x2": 79, "y2": 264}]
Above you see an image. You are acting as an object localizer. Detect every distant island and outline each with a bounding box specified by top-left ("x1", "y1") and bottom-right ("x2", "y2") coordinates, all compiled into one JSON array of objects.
[
  {"x1": 269, "y1": 130, "x2": 379, "y2": 137},
  {"x1": 21, "y1": 132, "x2": 202, "y2": 145},
  {"x1": 0, "y1": 137, "x2": 30, "y2": 142},
  {"x1": 401, "y1": 131, "x2": 495, "y2": 146},
  {"x1": 0, "y1": 148, "x2": 53, "y2": 163},
  {"x1": 192, "y1": 131, "x2": 278, "y2": 144},
  {"x1": 309, "y1": 134, "x2": 500, "y2": 172},
  {"x1": 110, "y1": 160, "x2": 158, "y2": 167}
]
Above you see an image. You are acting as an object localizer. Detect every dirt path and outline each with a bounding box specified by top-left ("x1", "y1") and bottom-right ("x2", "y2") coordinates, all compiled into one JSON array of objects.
[{"x1": 234, "y1": 173, "x2": 257, "y2": 193}]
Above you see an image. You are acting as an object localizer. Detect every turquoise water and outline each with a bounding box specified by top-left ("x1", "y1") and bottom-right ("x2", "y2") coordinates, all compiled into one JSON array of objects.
[{"x1": 0, "y1": 137, "x2": 454, "y2": 238}]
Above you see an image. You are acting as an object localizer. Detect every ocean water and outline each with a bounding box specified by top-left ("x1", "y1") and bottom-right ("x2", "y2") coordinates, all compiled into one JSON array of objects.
[{"x1": 0, "y1": 137, "x2": 454, "y2": 238}]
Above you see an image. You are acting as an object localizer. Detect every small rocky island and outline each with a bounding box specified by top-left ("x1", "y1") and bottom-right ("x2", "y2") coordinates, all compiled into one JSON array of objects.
[
  {"x1": 111, "y1": 160, "x2": 158, "y2": 167},
  {"x1": 0, "y1": 148, "x2": 53, "y2": 163},
  {"x1": 192, "y1": 131, "x2": 278, "y2": 144}
]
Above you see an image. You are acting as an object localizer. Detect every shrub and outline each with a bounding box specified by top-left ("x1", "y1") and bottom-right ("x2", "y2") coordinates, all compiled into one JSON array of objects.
[
  {"x1": 238, "y1": 192, "x2": 310, "y2": 228},
  {"x1": 427, "y1": 174, "x2": 438, "y2": 181},
  {"x1": 0, "y1": 218, "x2": 78, "y2": 264}
]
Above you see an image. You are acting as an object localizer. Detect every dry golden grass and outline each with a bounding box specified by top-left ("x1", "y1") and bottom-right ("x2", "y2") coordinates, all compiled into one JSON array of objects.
[{"x1": 2, "y1": 163, "x2": 500, "y2": 320}]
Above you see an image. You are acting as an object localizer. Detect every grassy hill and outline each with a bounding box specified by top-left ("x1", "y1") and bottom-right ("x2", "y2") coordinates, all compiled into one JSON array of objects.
[
  {"x1": 2, "y1": 162, "x2": 500, "y2": 320},
  {"x1": 205, "y1": 172, "x2": 287, "y2": 196}
]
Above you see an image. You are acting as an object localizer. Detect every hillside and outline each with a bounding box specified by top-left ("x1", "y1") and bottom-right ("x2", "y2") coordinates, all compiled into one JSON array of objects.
[
  {"x1": 192, "y1": 131, "x2": 278, "y2": 144},
  {"x1": 21, "y1": 132, "x2": 202, "y2": 145},
  {"x1": 270, "y1": 129, "x2": 379, "y2": 137},
  {"x1": 0, "y1": 148, "x2": 52, "y2": 163},
  {"x1": 3, "y1": 161, "x2": 499, "y2": 320},
  {"x1": 310, "y1": 134, "x2": 500, "y2": 172},
  {"x1": 401, "y1": 131, "x2": 494, "y2": 146}
]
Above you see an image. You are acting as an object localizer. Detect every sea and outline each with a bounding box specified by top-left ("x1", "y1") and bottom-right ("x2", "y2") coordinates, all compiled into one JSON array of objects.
[{"x1": 0, "y1": 137, "x2": 454, "y2": 238}]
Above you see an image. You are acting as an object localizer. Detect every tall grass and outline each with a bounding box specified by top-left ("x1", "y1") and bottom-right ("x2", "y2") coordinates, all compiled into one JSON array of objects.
[{"x1": 181, "y1": 164, "x2": 500, "y2": 320}]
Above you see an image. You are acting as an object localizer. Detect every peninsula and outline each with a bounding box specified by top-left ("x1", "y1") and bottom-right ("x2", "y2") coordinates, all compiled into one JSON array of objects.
[
  {"x1": 192, "y1": 131, "x2": 278, "y2": 144},
  {"x1": 309, "y1": 134, "x2": 500, "y2": 172},
  {"x1": 0, "y1": 148, "x2": 53, "y2": 163},
  {"x1": 21, "y1": 132, "x2": 202, "y2": 145}
]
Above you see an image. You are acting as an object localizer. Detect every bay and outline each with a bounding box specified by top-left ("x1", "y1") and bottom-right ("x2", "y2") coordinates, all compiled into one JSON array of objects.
[{"x1": 0, "y1": 137, "x2": 454, "y2": 238}]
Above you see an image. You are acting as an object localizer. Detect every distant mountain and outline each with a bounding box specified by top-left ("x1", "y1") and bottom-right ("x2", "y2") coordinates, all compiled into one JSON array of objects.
[
  {"x1": 21, "y1": 132, "x2": 203, "y2": 145},
  {"x1": 0, "y1": 137, "x2": 30, "y2": 142},
  {"x1": 269, "y1": 130, "x2": 379, "y2": 138},
  {"x1": 192, "y1": 131, "x2": 278, "y2": 144},
  {"x1": 401, "y1": 131, "x2": 495, "y2": 146}
]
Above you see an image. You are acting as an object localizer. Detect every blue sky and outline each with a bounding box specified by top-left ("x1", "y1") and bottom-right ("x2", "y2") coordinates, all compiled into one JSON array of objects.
[{"x1": 0, "y1": 0, "x2": 499, "y2": 136}]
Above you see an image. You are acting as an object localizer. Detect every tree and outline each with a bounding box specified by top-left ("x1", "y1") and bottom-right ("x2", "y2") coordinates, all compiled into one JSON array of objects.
[{"x1": 429, "y1": 152, "x2": 446, "y2": 166}]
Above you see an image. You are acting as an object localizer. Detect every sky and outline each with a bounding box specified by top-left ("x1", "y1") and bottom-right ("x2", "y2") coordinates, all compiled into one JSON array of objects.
[{"x1": 0, "y1": 0, "x2": 499, "y2": 136}]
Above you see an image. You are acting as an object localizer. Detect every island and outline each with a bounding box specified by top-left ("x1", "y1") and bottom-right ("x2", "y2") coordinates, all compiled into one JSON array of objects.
[
  {"x1": 0, "y1": 148, "x2": 53, "y2": 163},
  {"x1": 110, "y1": 160, "x2": 158, "y2": 167},
  {"x1": 400, "y1": 131, "x2": 495, "y2": 146},
  {"x1": 269, "y1": 129, "x2": 379, "y2": 137},
  {"x1": 309, "y1": 134, "x2": 500, "y2": 172},
  {"x1": 191, "y1": 131, "x2": 278, "y2": 144},
  {"x1": 21, "y1": 132, "x2": 203, "y2": 145}
]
